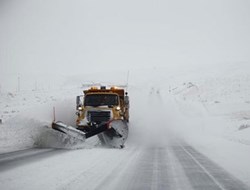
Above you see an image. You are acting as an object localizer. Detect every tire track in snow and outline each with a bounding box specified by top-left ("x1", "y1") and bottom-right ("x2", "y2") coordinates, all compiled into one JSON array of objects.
[
  {"x1": 103, "y1": 147, "x2": 173, "y2": 190},
  {"x1": 173, "y1": 143, "x2": 250, "y2": 190},
  {"x1": 124, "y1": 147, "x2": 171, "y2": 190},
  {"x1": 0, "y1": 148, "x2": 67, "y2": 172},
  {"x1": 58, "y1": 147, "x2": 139, "y2": 190}
]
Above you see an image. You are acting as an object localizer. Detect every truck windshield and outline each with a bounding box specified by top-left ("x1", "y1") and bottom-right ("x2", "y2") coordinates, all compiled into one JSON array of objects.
[{"x1": 84, "y1": 94, "x2": 119, "y2": 107}]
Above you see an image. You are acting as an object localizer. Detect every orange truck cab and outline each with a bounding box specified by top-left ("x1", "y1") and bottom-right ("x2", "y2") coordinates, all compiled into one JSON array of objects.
[{"x1": 76, "y1": 86, "x2": 129, "y2": 133}]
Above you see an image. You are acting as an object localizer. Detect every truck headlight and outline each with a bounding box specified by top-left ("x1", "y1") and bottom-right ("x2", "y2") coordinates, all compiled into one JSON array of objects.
[
  {"x1": 78, "y1": 107, "x2": 83, "y2": 111},
  {"x1": 115, "y1": 106, "x2": 121, "y2": 111}
]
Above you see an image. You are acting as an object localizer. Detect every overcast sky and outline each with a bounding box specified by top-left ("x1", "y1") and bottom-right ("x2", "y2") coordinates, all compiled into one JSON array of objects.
[{"x1": 0, "y1": 0, "x2": 250, "y2": 78}]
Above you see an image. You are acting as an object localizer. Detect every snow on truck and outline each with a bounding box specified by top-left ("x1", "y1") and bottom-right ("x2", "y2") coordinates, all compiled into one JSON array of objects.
[{"x1": 52, "y1": 86, "x2": 130, "y2": 148}]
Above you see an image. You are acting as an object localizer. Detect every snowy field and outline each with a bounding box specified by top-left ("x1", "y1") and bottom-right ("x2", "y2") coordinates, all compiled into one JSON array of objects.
[{"x1": 0, "y1": 64, "x2": 250, "y2": 189}]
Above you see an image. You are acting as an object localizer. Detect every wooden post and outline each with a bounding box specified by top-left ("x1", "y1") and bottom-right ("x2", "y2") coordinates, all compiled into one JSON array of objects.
[{"x1": 53, "y1": 107, "x2": 56, "y2": 122}]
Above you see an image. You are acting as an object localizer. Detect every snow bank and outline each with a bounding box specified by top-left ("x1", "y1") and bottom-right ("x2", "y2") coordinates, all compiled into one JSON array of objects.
[
  {"x1": 164, "y1": 64, "x2": 250, "y2": 184},
  {"x1": 0, "y1": 87, "x2": 97, "y2": 153}
]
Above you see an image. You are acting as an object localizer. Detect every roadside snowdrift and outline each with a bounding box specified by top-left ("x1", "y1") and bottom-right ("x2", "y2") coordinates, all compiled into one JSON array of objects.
[
  {"x1": 167, "y1": 65, "x2": 250, "y2": 184},
  {"x1": 0, "y1": 87, "x2": 95, "y2": 152}
]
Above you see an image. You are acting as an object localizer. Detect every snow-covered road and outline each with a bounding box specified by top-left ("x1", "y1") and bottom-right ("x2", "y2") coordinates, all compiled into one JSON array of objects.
[{"x1": 0, "y1": 140, "x2": 249, "y2": 190}]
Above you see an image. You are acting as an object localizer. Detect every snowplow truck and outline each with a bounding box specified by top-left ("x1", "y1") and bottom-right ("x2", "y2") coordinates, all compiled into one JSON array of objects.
[{"x1": 52, "y1": 86, "x2": 129, "y2": 148}]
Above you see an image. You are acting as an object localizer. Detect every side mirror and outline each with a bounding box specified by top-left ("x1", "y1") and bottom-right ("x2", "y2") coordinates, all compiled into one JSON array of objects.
[
  {"x1": 124, "y1": 96, "x2": 129, "y2": 105},
  {"x1": 76, "y1": 95, "x2": 84, "y2": 109}
]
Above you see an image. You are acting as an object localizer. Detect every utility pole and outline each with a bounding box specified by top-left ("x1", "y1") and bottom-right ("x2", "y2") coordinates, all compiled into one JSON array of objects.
[
  {"x1": 18, "y1": 74, "x2": 20, "y2": 92},
  {"x1": 126, "y1": 70, "x2": 130, "y2": 91}
]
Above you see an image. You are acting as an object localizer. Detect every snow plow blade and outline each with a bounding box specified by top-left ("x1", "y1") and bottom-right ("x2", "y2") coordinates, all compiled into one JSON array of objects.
[
  {"x1": 52, "y1": 121, "x2": 110, "y2": 140},
  {"x1": 52, "y1": 121, "x2": 86, "y2": 141},
  {"x1": 52, "y1": 120, "x2": 128, "y2": 148},
  {"x1": 99, "y1": 120, "x2": 129, "y2": 148}
]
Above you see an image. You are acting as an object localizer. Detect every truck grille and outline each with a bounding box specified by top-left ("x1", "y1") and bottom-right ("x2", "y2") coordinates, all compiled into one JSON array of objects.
[{"x1": 87, "y1": 111, "x2": 111, "y2": 123}]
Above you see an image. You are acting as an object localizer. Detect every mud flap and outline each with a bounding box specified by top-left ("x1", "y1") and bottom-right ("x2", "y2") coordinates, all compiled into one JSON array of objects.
[{"x1": 52, "y1": 121, "x2": 86, "y2": 141}]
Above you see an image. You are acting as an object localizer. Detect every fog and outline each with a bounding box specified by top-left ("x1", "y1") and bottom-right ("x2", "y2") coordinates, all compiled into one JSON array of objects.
[{"x1": 1, "y1": 0, "x2": 250, "y2": 91}]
